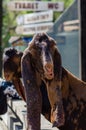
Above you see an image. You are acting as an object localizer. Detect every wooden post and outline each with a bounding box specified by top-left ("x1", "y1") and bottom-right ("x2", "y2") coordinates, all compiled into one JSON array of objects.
[
  {"x1": 0, "y1": 0, "x2": 3, "y2": 77},
  {"x1": 81, "y1": 0, "x2": 86, "y2": 81}
]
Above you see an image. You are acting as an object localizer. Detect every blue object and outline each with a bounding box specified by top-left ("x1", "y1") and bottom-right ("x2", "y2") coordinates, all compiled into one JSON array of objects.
[
  {"x1": 22, "y1": 37, "x2": 32, "y2": 43},
  {"x1": 0, "y1": 78, "x2": 11, "y2": 89},
  {"x1": 0, "y1": 78, "x2": 20, "y2": 99}
]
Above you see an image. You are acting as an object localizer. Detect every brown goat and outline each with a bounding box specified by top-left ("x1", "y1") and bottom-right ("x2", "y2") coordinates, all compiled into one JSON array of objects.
[{"x1": 3, "y1": 33, "x2": 86, "y2": 130}]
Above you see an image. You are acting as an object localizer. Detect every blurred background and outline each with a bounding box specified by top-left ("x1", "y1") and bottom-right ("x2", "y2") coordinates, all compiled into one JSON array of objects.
[{"x1": 0, "y1": 0, "x2": 86, "y2": 81}]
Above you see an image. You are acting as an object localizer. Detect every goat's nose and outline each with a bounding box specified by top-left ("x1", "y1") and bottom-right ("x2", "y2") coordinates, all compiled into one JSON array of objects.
[{"x1": 44, "y1": 63, "x2": 53, "y2": 73}]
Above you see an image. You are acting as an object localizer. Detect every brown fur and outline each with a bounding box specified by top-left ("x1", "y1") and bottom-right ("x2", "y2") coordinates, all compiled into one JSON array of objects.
[
  {"x1": 3, "y1": 47, "x2": 51, "y2": 121},
  {"x1": 3, "y1": 33, "x2": 86, "y2": 130},
  {"x1": 21, "y1": 33, "x2": 86, "y2": 130},
  {"x1": 59, "y1": 68, "x2": 86, "y2": 130},
  {"x1": 3, "y1": 48, "x2": 26, "y2": 101}
]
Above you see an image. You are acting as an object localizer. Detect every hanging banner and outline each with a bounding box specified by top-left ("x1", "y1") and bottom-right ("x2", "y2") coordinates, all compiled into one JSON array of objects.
[
  {"x1": 7, "y1": 1, "x2": 64, "y2": 11},
  {"x1": 16, "y1": 10, "x2": 53, "y2": 25},
  {"x1": 15, "y1": 22, "x2": 53, "y2": 35}
]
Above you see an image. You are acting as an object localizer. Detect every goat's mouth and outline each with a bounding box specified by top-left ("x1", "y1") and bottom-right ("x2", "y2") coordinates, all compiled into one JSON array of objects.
[
  {"x1": 44, "y1": 72, "x2": 54, "y2": 80},
  {"x1": 44, "y1": 66, "x2": 54, "y2": 80},
  {"x1": 4, "y1": 75, "x2": 12, "y2": 81},
  {"x1": 43, "y1": 63, "x2": 54, "y2": 80},
  {"x1": 4, "y1": 71, "x2": 14, "y2": 81}
]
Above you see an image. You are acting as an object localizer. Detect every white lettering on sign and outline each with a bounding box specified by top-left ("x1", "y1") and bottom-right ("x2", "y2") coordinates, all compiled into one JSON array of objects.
[{"x1": 8, "y1": 1, "x2": 64, "y2": 11}]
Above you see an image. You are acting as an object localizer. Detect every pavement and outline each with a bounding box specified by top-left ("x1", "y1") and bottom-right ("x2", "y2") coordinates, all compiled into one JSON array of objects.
[
  {"x1": 0, "y1": 100, "x2": 59, "y2": 130},
  {"x1": 0, "y1": 118, "x2": 8, "y2": 130}
]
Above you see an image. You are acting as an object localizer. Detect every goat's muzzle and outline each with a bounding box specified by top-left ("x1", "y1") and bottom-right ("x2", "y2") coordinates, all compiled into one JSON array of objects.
[{"x1": 44, "y1": 63, "x2": 54, "y2": 80}]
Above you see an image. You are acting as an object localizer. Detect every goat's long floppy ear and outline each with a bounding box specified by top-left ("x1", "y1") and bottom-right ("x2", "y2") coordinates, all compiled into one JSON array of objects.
[
  {"x1": 12, "y1": 78, "x2": 26, "y2": 101},
  {"x1": 51, "y1": 47, "x2": 65, "y2": 127},
  {"x1": 54, "y1": 47, "x2": 62, "y2": 80},
  {"x1": 21, "y1": 52, "x2": 41, "y2": 130}
]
